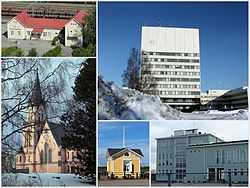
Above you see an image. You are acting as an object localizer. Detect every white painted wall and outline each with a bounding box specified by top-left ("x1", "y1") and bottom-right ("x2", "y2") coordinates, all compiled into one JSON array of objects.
[
  {"x1": 64, "y1": 19, "x2": 83, "y2": 47},
  {"x1": 141, "y1": 26, "x2": 200, "y2": 53},
  {"x1": 7, "y1": 18, "x2": 25, "y2": 39}
]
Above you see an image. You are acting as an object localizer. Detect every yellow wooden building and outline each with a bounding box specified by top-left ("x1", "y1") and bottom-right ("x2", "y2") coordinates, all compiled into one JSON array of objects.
[{"x1": 106, "y1": 148, "x2": 143, "y2": 179}]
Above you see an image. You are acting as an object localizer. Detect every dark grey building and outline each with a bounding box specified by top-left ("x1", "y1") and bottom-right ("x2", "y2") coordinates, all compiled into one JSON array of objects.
[{"x1": 201, "y1": 87, "x2": 248, "y2": 111}]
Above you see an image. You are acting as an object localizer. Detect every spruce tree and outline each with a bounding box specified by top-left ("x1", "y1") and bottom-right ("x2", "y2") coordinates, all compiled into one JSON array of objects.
[{"x1": 61, "y1": 59, "x2": 96, "y2": 176}]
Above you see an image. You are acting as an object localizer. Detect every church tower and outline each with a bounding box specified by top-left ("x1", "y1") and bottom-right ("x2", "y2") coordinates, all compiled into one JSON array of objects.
[{"x1": 21, "y1": 72, "x2": 47, "y2": 172}]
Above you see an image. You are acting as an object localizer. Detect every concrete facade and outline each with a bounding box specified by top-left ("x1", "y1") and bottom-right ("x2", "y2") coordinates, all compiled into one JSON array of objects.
[
  {"x1": 156, "y1": 129, "x2": 248, "y2": 184},
  {"x1": 156, "y1": 129, "x2": 224, "y2": 182},
  {"x1": 202, "y1": 87, "x2": 248, "y2": 111},
  {"x1": 141, "y1": 26, "x2": 201, "y2": 111},
  {"x1": 186, "y1": 140, "x2": 248, "y2": 183}
]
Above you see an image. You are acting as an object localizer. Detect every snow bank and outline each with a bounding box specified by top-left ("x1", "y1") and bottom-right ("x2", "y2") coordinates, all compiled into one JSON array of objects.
[
  {"x1": 214, "y1": 109, "x2": 248, "y2": 120},
  {"x1": 2, "y1": 173, "x2": 95, "y2": 186},
  {"x1": 98, "y1": 76, "x2": 181, "y2": 120}
]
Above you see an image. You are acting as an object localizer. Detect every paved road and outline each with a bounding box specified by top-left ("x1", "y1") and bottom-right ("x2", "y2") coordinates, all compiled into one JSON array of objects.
[
  {"x1": 98, "y1": 179, "x2": 149, "y2": 186},
  {"x1": 151, "y1": 181, "x2": 248, "y2": 187}
]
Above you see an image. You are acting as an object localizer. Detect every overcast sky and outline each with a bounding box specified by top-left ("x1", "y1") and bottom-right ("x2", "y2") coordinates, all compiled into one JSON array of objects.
[{"x1": 150, "y1": 120, "x2": 248, "y2": 170}]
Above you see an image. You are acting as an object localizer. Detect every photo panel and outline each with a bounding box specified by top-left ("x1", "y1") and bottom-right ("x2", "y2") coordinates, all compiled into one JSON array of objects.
[
  {"x1": 2, "y1": 58, "x2": 96, "y2": 186},
  {"x1": 151, "y1": 120, "x2": 248, "y2": 186},
  {"x1": 98, "y1": 121, "x2": 150, "y2": 186}
]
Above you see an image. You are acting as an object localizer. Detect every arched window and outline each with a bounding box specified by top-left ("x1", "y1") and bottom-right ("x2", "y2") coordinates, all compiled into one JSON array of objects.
[
  {"x1": 19, "y1": 156, "x2": 22, "y2": 163},
  {"x1": 44, "y1": 143, "x2": 48, "y2": 163},
  {"x1": 40, "y1": 150, "x2": 44, "y2": 163},
  {"x1": 48, "y1": 149, "x2": 52, "y2": 163}
]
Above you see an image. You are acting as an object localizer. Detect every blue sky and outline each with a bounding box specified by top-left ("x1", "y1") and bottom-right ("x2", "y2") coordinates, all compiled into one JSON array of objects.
[
  {"x1": 98, "y1": 2, "x2": 248, "y2": 92},
  {"x1": 98, "y1": 121, "x2": 149, "y2": 167}
]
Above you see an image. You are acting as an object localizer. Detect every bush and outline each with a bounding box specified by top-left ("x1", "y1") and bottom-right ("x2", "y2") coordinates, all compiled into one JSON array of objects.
[
  {"x1": 28, "y1": 48, "x2": 38, "y2": 57},
  {"x1": 2, "y1": 46, "x2": 24, "y2": 57},
  {"x1": 72, "y1": 44, "x2": 96, "y2": 57},
  {"x1": 52, "y1": 36, "x2": 60, "y2": 46},
  {"x1": 42, "y1": 46, "x2": 61, "y2": 57}
]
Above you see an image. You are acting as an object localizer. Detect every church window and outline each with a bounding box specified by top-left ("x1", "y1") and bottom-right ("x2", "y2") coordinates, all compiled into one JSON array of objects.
[
  {"x1": 40, "y1": 150, "x2": 44, "y2": 163},
  {"x1": 28, "y1": 155, "x2": 30, "y2": 162},
  {"x1": 19, "y1": 156, "x2": 22, "y2": 163},
  {"x1": 49, "y1": 149, "x2": 52, "y2": 162},
  {"x1": 72, "y1": 152, "x2": 74, "y2": 159},
  {"x1": 124, "y1": 152, "x2": 129, "y2": 157},
  {"x1": 58, "y1": 150, "x2": 61, "y2": 156},
  {"x1": 44, "y1": 143, "x2": 49, "y2": 163},
  {"x1": 67, "y1": 151, "x2": 69, "y2": 159}
]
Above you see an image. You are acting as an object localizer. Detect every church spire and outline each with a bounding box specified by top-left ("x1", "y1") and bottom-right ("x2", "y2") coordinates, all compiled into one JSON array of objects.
[{"x1": 29, "y1": 71, "x2": 44, "y2": 107}]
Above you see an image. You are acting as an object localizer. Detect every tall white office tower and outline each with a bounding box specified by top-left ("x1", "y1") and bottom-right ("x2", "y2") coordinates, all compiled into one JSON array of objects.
[{"x1": 141, "y1": 26, "x2": 201, "y2": 111}]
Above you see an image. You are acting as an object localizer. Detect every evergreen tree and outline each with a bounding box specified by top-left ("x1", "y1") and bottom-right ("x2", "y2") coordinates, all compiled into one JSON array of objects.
[
  {"x1": 28, "y1": 48, "x2": 38, "y2": 57},
  {"x1": 61, "y1": 59, "x2": 96, "y2": 176}
]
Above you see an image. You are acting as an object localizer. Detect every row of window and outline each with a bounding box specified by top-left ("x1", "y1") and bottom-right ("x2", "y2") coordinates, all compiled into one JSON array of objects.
[
  {"x1": 10, "y1": 30, "x2": 21, "y2": 36},
  {"x1": 158, "y1": 153, "x2": 173, "y2": 161},
  {"x1": 152, "y1": 71, "x2": 200, "y2": 76},
  {"x1": 154, "y1": 77, "x2": 200, "y2": 82},
  {"x1": 148, "y1": 58, "x2": 199, "y2": 63},
  {"x1": 153, "y1": 64, "x2": 200, "y2": 69},
  {"x1": 157, "y1": 169, "x2": 248, "y2": 177},
  {"x1": 155, "y1": 90, "x2": 200, "y2": 96},
  {"x1": 143, "y1": 51, "x2": 199, "y2": 57},
  {"x1": 157, "y1": 84, "x2": 200, "y2": 89},
  {"x1": 216, "y1": 149, "x2": 248, "y2": 164}
]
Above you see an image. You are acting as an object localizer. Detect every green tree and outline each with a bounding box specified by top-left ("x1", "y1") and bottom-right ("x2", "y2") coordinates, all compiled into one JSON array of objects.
[
  {"x1": 28, "y1": 48, "x2": 38, "y2": 57},
  {"x1": 82, "y1": 8, "x2": 96, "y2": 47},
  {"x1": 72, "y1": 44, "x2": 96, "y2": 57},
  {"x1": 61, "y1": 59, "x2": 96, "y2": 176}
]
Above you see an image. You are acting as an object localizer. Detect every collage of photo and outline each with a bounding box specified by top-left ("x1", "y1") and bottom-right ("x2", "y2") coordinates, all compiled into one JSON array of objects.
[{"x1": 1, "y1": 1, "x2": 248, "y2": 187}]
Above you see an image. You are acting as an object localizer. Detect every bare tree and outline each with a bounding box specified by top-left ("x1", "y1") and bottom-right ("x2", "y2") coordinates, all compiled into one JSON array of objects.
[
  {"x1": 122, "y1": 48, "x2": 157, "y2": 94},
  {"x1": 1, "y1": 58, "x2": 84, "y2": 172},
  {"x1": 139, "y1": 51, "x2": 157, "y2": 95}
]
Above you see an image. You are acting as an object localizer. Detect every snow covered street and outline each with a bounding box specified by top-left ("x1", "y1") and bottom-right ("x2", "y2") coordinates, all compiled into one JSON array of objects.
[{"x1": 2, "y1": 173, "x2": 95, "y2": 186}]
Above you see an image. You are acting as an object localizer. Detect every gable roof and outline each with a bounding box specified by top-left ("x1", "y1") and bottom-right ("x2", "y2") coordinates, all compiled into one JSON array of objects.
[
  {"x1": 107, "y1": 148, "x2": 144, "y2": 158},
  {"x1": 14, "y1": 10, "x2": 87, "y2": 29},
  {"x1": 71, "y1": 10, "x2": 88, "y2": 25},
  {"x1": 47, "y1": 121, "x2": 66, "y2": 146}
]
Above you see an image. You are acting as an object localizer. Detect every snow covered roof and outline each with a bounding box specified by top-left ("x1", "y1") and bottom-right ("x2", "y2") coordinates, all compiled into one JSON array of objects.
[{"x1": 14, "y1": 10, "x2": 87, "y2": 29}]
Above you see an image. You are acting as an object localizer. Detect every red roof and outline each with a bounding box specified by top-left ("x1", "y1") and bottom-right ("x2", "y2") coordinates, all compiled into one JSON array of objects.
[
  {"x1": 32, "y1": 28, "x2": 44, "y2": 33},
  {"x1": 14, "y1": 10, "x2": 87, "y2": 29},
  {"x1": 72, "y1": 10, "x2": 88, "y2": 25}
]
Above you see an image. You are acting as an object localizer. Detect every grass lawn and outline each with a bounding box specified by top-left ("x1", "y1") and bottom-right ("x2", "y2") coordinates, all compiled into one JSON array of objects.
[{"x1": 2, "y1": 46, "x2": 22, "y2": 57}]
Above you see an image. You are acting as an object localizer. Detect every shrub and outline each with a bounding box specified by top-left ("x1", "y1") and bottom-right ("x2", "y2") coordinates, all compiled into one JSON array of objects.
[
  {"x1": 52, "y1": 36, "x2": 60, "y2": 46},
  {"x1": 72, "y1": 44, "x2": 96, "y2": 57},
  {"x1": 28, "y1": 48, "x2": 38, "y2": 57},
  {"x1": 42, "y1": 46, "x2": 61, "y2": 57}
]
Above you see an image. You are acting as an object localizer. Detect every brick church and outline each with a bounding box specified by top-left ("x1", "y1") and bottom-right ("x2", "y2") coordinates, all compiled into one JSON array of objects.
[{"x1": 16, "y1": 73, "x2": 83, "y2": 173}]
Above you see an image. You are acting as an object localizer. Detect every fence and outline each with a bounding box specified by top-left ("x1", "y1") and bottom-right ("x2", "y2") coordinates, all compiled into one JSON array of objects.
[{"x1": 154, "y1": 171, "x2": 248, "y2": 186}]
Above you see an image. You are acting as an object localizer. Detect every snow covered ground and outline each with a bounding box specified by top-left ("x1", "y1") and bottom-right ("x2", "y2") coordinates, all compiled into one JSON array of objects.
[
  {"x1": 181, "y1": 109, "x2": 248, "y2": 120},
  {"x1": 98, "y1": 77, "x2": 248, "y2": 120},
  {"x1": 98, "y1": 76, "x2": 181, "y2": 120},
  {"x1": 2, "y1": 173, "x2": 95, "y2": 186}
]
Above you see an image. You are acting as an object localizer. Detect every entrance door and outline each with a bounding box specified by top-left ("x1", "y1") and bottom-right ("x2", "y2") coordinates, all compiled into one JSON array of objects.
[
  {"x1": 208, "y1": 168, "x2": 216, "y2": 182},
  {"x1": 123, "y1": 160, "x2": 132, "y2": 177},
  {"x1": 217, "y1": 168, "x2": 224, "y2": 182}
]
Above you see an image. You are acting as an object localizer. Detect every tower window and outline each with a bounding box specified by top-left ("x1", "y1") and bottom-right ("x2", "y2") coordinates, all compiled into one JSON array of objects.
[{"x1": 124, "y1": 152, "x2": 129, "y2": 156}]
